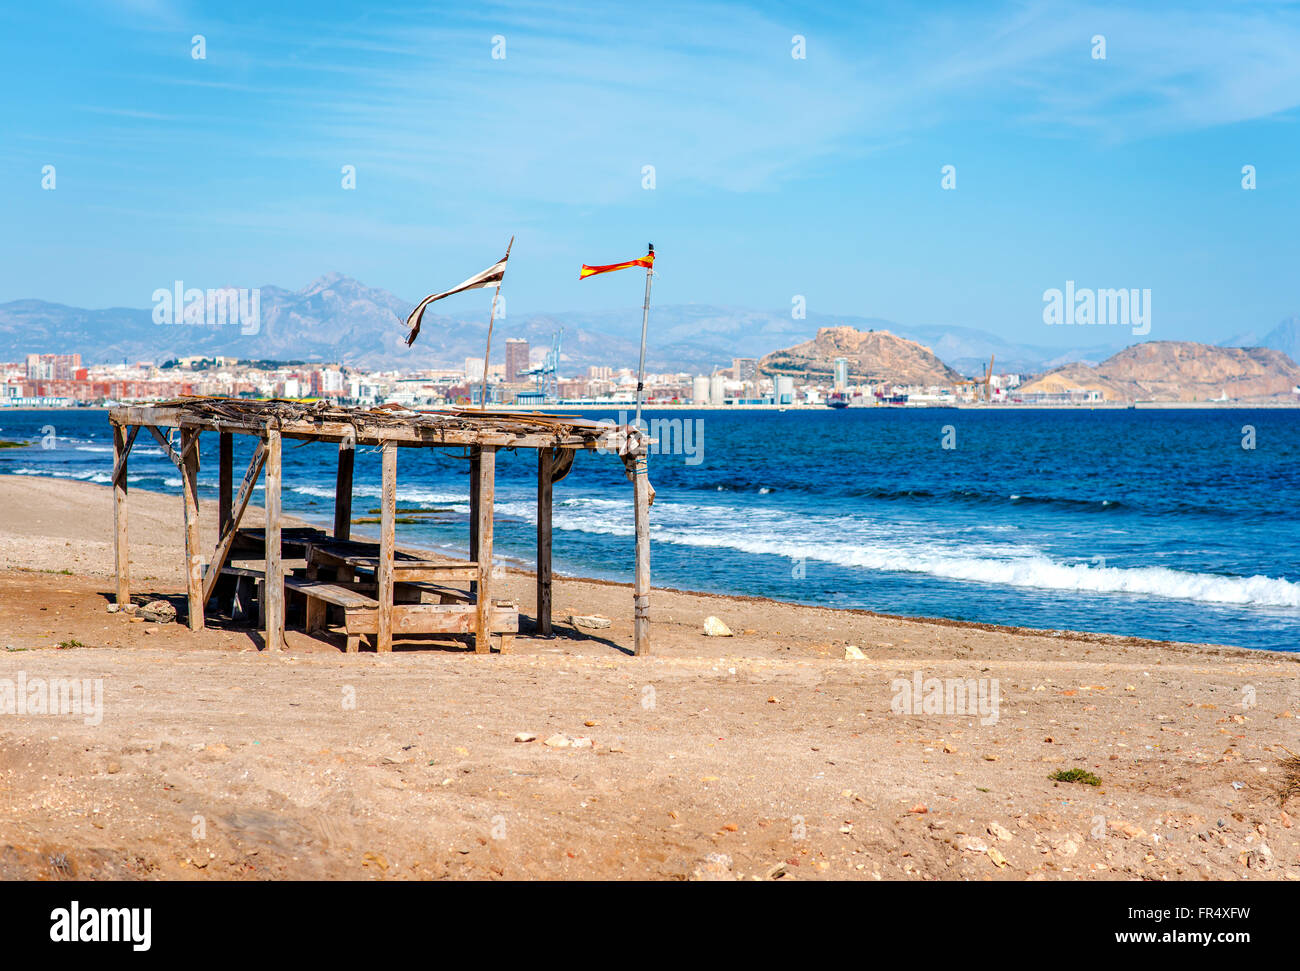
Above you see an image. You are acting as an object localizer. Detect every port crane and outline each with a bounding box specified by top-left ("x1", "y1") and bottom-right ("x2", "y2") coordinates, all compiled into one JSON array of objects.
[
  {"x1": 520, "y1": 328, "x2": 564, "y2": 401},
  {"x1": 956, "y1": 354, "x2": 995, "y2": 402}
]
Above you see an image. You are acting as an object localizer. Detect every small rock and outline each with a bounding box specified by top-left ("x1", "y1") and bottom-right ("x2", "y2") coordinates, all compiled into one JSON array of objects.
[
  {"x1": 513, "y1": 732, "x2": 537, "y2": 743},
  {"x1": 987, "y1": 821, "x2": 1014, "y2": 842},
  {"x1": 106, "y1": 603, "x2": 119, "y2": 614},
  {"x1": 1056, "y1": 839, "x2": 1079, "y2": 859},
  {"x1": 139, "y1": 600, "x2": 176, "y2": 624},
  {"x1": 958, "y1": 836, "x2": 989, "y2": 854},
  {"x1": 568, "y1": 614, "x2": 610, "y2": 630},
  {"x1": 543, "y1": 733, "x2": 592, "y2": 749},
  {"x1": 1110, "y1": 821, "x2": 1145, "y2": 839},
  {"x1": 690, "y1": 853, "x2": 734, "y2": 881},
  {"x1": 106, "y1": 762, "x2": 121, "y2": 774},
  {"x1": 702, "y1": 616, "x2": 733, "y2": 637},
  {"x1": 844, "y1": 644, "x2": 865, "y2": 660}
]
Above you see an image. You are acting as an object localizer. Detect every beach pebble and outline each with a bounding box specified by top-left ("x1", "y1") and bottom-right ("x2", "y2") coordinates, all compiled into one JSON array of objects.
[
  {"x1": 106, "y1": 603, "x2": 119, "y2": 614},
  {"x1": 139, "y1": 600, "x2": 176, "y2": 624},
  {"x1": 987, "y1": 821, "x2": 1014, "y2": 842},
  {"x1": 543, "y1": 733, "x2": 592, "y2": 749},
  {"x1": 702, "y1": 616, "x2": 733, "y2": 637},
  {"x1": 690, "y1": 853, "x2": 735, "y2": 881},
  {"x1": 958, "y1": 836, "x2": 989, "y2": 854},
  {"x1": 568, "y1": 614, "x2": 610, "y2": 630},
  {"x1": 844, "y1": 645, "x2": 865, "y2": 660},
  {"x1": 513, "y1": 732, "x2": 537, "y2": 743}
]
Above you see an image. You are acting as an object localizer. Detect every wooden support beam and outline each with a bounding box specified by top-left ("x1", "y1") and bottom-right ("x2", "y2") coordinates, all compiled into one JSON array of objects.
[
  {"x1": 200, "y1": 440, "x2": 268, "y2": 604},
  {"x1": 633, "y1": 449, "x2": 651, "y2": 655},
  {"x1": 475, "y1": 445, "x2": 496, "y2": 653},
  {"x1": 218, "y1": 432, "x2": 233, "y2": 536},
  {"x1": 334, "y1": 433, "x2": 355, "y2": 541},
  {"x1": 377, "y1": 443, "x2": 397, "y2": 653},
  {"x1": 111, "y1": 424, "x2": 140, "y2": 488},
  {"x1": 536, "y1": 447, "x2": 553, "y2": 636},
  {"x1": 112, "y1": 423, "x2": 136, "y2": 607},
  {"x1": 145, "y1": 424, "x2": 184, "y2": 469},
  {"x1": 468, "y1": 446, "x2": 481, "y2": 598},
  {"x1": 180, "y1": 428, "x2": 204, "y2": 631},
  {"x1": 264, "y1": 428, "x2": 284, "y2": 651}
]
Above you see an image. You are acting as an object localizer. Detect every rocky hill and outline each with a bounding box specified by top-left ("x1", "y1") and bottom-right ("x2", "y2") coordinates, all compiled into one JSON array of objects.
[
  {"x1": 1019, "y1": 341, "x2": 1300, "y2": 402},
  {"x1": 758, "y1": 326, "x2": 965, "y2": 386}
]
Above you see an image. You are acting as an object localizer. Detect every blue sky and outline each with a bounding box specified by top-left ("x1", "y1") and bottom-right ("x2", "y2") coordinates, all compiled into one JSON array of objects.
[{"x1": 2, "y1": 0, "x2": 1298, "y2": 345}]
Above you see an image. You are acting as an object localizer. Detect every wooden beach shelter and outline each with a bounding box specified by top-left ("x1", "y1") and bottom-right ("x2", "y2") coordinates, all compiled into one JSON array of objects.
[{"x1": 108, "y1": 398, "x2": 653, "y2": 655}]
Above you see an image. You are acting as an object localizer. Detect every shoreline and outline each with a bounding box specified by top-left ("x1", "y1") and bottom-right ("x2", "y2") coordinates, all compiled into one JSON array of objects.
[
  {"x1": 0, "y1": 473, "x2": 1272, "y2": 657},
  {"x1": 3, "y1": 400, "x2": 1300, "y2": 414},
  {"x1": 1, "y1": 473, "x2": 1298, "y2": 881}
]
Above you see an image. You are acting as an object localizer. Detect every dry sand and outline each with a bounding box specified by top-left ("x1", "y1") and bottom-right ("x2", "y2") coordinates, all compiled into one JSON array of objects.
[{"x1": 0, "y1": 474, "x2": 1297, "y2": 881}]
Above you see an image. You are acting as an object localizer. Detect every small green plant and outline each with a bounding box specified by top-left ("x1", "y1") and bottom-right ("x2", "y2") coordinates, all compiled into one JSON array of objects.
[
  {"x1": 57, "y1": 639, "x2": 86, "y2": 650},
  {"x1": 1050, "y1": 767, "x2": 1102, "y2": 786}
]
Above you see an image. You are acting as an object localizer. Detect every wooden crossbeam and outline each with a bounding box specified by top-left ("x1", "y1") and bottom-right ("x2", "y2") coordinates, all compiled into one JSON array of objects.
[
  {"x1": 112, "y1": 425, "x2": 141, "y2": 485},
  {"x1": 201, "y1": 439, "x2": 268, "y2": 604},
  {"x1": 144, "y1": 424, "x2": 181, "y2": 467}
]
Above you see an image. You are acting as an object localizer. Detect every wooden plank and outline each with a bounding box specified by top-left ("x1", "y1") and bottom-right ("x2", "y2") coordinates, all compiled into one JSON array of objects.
[
  {"x1": 334, "y1": 434, "x2": 355, "y2": 541},
  {"x1": 344, "y1": 602, "x2": 518, "y2": 636},
  {"x1": 111, "y1": 424, "x2": 140, "y2": 487},
  {"x1": 537, "y1": 447, "x2": 553, "y2": 636},
  {"x1": 200, "y1": 440, "x2": 267, "y2": 604},
  {"x1": 264, "y1": 428, "x2": 284, "y2": 651},
  {"x1": 283, "y1": 577, "x2": 378, "y2": 610},
  {"x1": 475, "y1": 445, "x2": 496, "y2": 653},
  {"x1": 377, "y1": 442, "x2": 397, "y2": 653},
  {"x1": 468, "y1": 446, "x2": 480, "y2": 598},
  {"x1": 388, "y1": 565, "x2": 478, "y2": 583},
  {"x1": 218, "y1": 432, "x2": 233, "y2": 536},
  {"x1": 180, "y1": 428, "x2": 204, "y2": 631},
  {"x1": 633, "y1": 449, "x2": 651, "y2": 656},
  {"x1": 109, "y1": 405, "x2": 619, "y2": 450},
  {"x1": 112, "y1": 423, "x2": 132, "y2": 606},
  {"x1": 145, "y1": 424, "x2": 183, "y2": 469}
]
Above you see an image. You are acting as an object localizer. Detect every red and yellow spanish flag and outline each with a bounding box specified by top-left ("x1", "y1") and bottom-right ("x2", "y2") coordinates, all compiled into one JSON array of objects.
[{"x1": 579, "y1": 246, "x2": 654, "y2": 280}]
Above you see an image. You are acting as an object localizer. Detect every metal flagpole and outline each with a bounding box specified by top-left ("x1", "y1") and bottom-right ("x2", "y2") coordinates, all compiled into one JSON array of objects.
[
  {"x1": 480, "y1": 235, "x2": 514, "y2": 411},
  {"x1": 634, "y1": 242, "x2": 654, "y2": 430}
]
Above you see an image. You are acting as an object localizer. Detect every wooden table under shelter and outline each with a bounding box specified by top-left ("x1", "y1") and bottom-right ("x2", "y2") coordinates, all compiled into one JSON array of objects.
[{"x1": 107, "y1": 398, "x2": 653, "y2": 654}]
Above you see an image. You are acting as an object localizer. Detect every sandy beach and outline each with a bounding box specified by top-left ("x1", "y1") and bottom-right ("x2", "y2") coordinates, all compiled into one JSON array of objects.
[{"x1": 0, "y1": 473, "x2": 1296, "y2": 881}]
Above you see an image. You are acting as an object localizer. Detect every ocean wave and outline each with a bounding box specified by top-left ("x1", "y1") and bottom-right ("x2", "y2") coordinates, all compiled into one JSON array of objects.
[{"x1": 650, "y1": 530, "x2": 1300, "y2": 608}]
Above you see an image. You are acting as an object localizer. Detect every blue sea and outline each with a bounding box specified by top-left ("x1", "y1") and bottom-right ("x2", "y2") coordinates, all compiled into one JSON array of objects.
[{"x1": 1, "y1": 407, "x2": 1297, "y2": 652}]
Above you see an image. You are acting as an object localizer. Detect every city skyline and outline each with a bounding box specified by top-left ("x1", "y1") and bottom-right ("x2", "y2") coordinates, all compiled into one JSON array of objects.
[{"x1": 3, "y1": 1, "x2": 1298, "y2": 349}]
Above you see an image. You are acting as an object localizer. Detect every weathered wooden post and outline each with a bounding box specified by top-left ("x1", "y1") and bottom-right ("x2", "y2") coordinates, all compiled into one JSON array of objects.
[
  {"x1": 218, "y1": 431, "x2": 233, "y2": 536},
  {"x1": 377, "y1": 441, "x2": 397, "y2": 653},
  {"x1": 469, "y1": 446, "x2": 481, "y2": 598},
  {"x1": 475, "y1": 445, "x2": 496, "y2": 653},
  {"x1": 180, "y1": 427, "x2": 204, "y2": 631},
  {"x1": 264, "y1": 426, "x2": 283, "y2": 650},
  {"x1": 536, "y1": 447, "x2": 553, "y2": 636},
  {"x1": 112, "y1": 422, "x2": 130, "y2": 607},
  {"x1": 334, "y1": 431, "x2": 355, "y2": 541}
]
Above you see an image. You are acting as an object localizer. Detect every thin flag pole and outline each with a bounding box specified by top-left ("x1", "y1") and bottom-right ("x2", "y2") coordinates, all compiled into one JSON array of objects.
[
  {"x1": 634, "y1": 242, "x2": 654, "y2": 429},
  {"x1": 480, "y1": 235, "x2": 514, "y2": 411}
]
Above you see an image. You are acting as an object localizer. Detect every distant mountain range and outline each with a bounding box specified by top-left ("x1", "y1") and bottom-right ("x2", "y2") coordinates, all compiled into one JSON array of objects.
[
  {"x1": 0, "y1": 273, "x2": 1295, "y2": 380},
  {"x1": 1019, "y1": 342, "x2": 1300, "y2": 402}
]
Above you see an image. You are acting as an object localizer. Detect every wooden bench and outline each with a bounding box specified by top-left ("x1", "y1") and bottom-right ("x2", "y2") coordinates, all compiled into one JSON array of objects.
[
  {"x1": 283, "y1": 576, "x2": 379, "y2": 651},
  {"x1": 282, "y1": 575, "x2": 517, "y2": 653}
]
